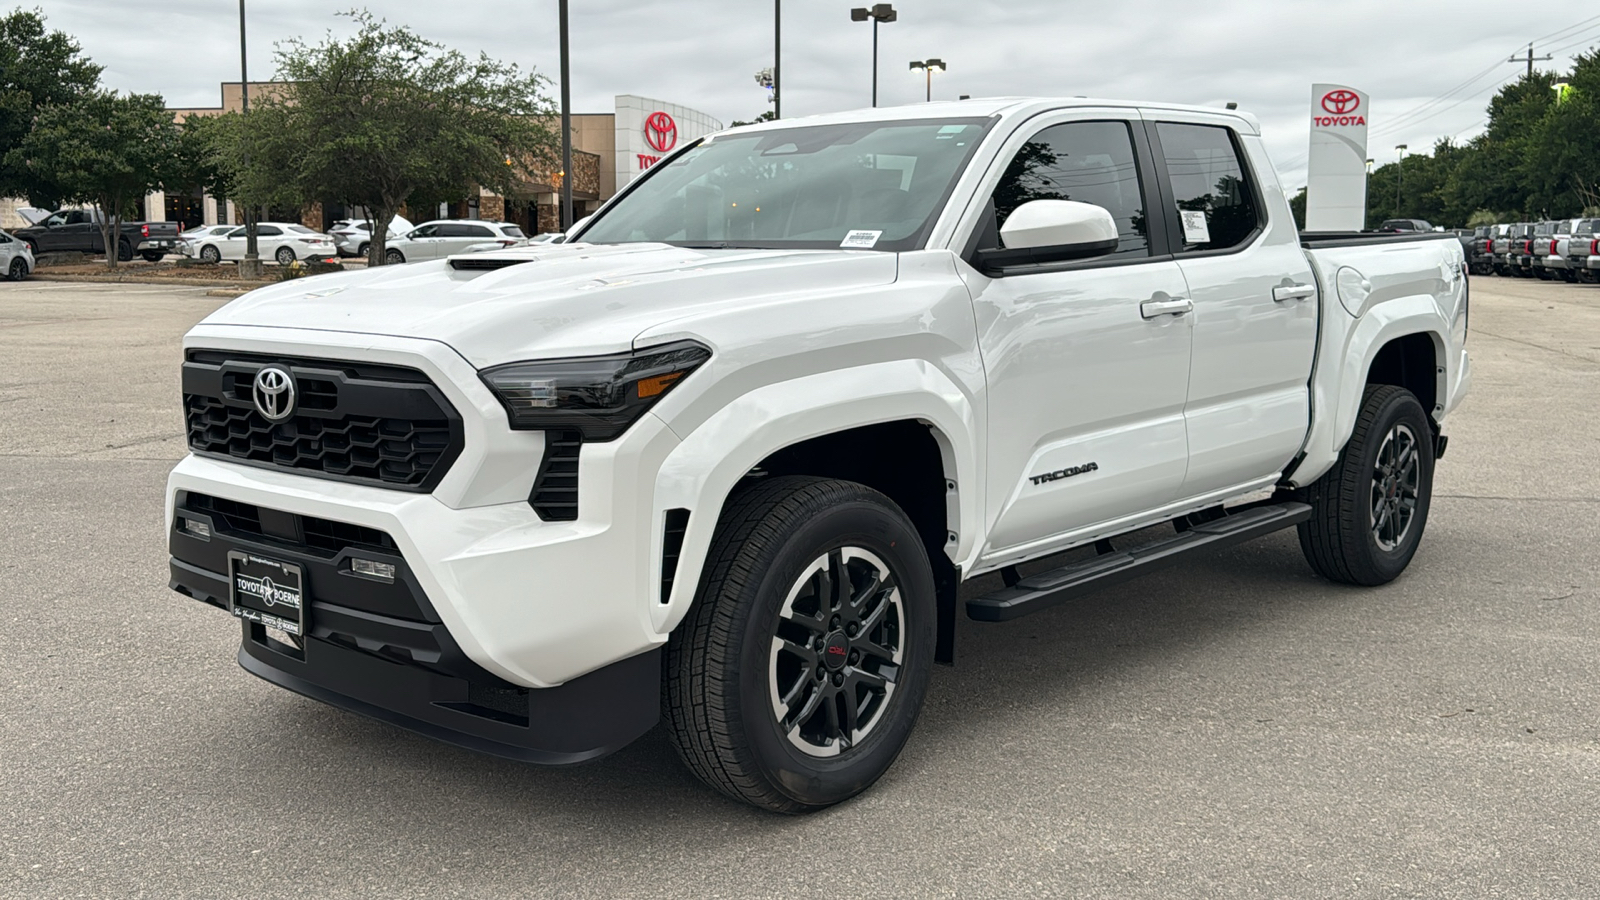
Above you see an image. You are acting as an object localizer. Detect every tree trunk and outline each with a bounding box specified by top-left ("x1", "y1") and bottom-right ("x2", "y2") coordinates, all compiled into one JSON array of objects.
[
  {"x1": 96, "y1": 200, "x2": 117, "y2": 272},
  {"x1": 369, "y1": 207, "x2": 396, "y2": 266}
]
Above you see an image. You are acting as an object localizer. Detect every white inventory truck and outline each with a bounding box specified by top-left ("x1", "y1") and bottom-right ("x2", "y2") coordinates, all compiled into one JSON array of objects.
[{"x1": 167, "y1": 98, "x2": 1469, "y2": 812}]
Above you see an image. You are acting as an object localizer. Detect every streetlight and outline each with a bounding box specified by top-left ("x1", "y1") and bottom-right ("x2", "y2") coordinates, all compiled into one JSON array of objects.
[
  {"x1": 850, "y1": 4, "x2": 897, "y2": 107},
  {"x1": 909, "y1": 58, "x2": 945, "y2": 102},
  {"x1": 238, "y1": 0, "x2": 260, "y2": 276},
  {"x1": 1394, "y1": 144, "x2": 1407, "y2": 218},
  {"x1": 1365, "y1": 158, "x2": 1374, "y2": 174}
]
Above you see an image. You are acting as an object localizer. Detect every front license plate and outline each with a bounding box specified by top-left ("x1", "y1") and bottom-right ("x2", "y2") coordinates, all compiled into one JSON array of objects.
[{"x1": 227, "y1": 551, "x2": 306, "y2": 637}]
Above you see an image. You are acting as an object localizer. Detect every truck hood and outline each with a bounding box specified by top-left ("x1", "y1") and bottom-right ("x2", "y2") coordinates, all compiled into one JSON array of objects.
[
  {"x1": 201, "y1": 242, "x2": 899, "y2": 367},
  {"x1": 14, "y1": 207, "x2": 49, "y2": 226}
]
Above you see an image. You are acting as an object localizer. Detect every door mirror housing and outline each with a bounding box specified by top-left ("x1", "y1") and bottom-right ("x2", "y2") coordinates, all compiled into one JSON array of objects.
[{"x1": 974, "y1": 200, "x2": 1120, "y2": 275}]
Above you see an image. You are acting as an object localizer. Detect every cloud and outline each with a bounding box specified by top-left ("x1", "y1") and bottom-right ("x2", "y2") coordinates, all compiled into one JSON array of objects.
[{"x1": 30, "y1": 0, "x2": 1600, "y2": 190}]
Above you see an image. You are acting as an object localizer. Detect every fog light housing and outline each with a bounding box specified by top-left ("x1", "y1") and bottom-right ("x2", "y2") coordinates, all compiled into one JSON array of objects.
[
  {"x1": 351, "y1": 558, "x2": 396, "y2": 582},
  {"x1": 182, "y1": 518, "x2": 211, "y2": 540}
]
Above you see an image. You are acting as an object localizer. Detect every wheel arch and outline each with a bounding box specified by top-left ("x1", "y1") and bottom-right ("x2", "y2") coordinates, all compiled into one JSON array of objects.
[{"x1": 648, "y1": 361, "x2": 980, "y2": 651}]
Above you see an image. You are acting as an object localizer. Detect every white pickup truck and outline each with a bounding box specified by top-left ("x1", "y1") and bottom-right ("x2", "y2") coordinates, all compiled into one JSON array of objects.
[{"x1": 167, "y1": 98, "x2": 1470, "y2": 813}]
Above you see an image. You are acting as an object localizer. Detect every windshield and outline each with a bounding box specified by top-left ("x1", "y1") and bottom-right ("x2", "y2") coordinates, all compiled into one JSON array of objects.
[{"x1": 579, "y1": 117, "x2": 993, "y2": 251}]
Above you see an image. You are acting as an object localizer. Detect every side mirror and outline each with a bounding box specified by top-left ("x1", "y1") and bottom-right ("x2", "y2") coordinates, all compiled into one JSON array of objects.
[{"x1": 974, "y1": 200, "x2": 1119, "y2": 274}]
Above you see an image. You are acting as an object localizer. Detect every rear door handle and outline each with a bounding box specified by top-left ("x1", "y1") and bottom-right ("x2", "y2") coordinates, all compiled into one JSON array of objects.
[
  {"x1": 1140, "y1": 297, "x2": 1193, "y2": 319},
  {"x1": 1272, "y1": 283, "x2": 1317, "y2": 302}
]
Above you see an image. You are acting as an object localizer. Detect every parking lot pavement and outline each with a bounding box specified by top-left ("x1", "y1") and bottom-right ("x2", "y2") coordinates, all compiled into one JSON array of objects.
[{"x1": 2, "y1": 276, "x2": 1598, "y2": 899}]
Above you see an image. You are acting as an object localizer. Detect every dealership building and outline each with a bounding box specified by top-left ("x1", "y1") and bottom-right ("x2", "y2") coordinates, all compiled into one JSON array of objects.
[{"x1": 2, "y1": 85, "x2": 721, "y2": 236}]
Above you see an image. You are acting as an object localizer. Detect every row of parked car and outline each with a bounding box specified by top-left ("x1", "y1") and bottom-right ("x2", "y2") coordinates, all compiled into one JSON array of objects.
[
  {"x1": 176, "y1": 217, "x2": 536, "y2": 265},
  {"x1": 1466, "y1": 220, "x2": 1600, "y2": 282}
]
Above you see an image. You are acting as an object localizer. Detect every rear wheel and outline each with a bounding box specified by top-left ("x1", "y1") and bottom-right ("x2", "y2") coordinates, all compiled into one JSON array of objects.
[
  {"x1": 140, "y1": 251, "x2": 164, "y2": 263},
  {"x1": 6, "y1": 258, "x2": 26, "y2": 281},
  {"x1": 665, "y1": 476, "x2": 936, "y2": 813},
  {"x1": 275, "y1": 246, "x2": 296, "y2": 265},
  {"x1": 116, "y1": 240, "x2": 132, "y2": 262},
  {"x1": 1296, "y1": 385, "x2": 1434, "y2": 586},
  {"x1": 357, "y1": 242, "x2": 369, "y2": 258}
]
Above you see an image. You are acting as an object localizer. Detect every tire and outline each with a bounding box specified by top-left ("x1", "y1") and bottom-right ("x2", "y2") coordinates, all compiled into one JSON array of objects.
[
  {"x1": 665, "y1": 476, "x2": 937, "y2": 813},
  {"x1": 140, "y1": 251, "x2": 164, "y2": 263},
  {"x1": 6, "y1": 258, "x2": 25, "y2": 281},
  {"x1": 385, "y1": 248, "x2": 405, "y2": 265},
  {"x1": 1296, "y1": 385, "x2": 1434, "y2": 586},
  {"x1": 275, "y1": 246, "x2": 296, "y2": 265},
  {"x1": 1561, "y1": 269, "x2": 1578, "y2": 283},
  {"x1": 200, "y1": 245, "x2": 221, "y2": 263},
  {"x1": 357, "y1": 242, "x2": 369, "y2": 258},
  {"x1": 116, "y1": 240, "x2": 132, "y2": 262}
]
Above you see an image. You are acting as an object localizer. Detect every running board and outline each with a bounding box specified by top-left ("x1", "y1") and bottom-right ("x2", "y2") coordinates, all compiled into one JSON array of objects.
[{"x1": 966, "y1": 502, "x2": 1312, "y2": 623}]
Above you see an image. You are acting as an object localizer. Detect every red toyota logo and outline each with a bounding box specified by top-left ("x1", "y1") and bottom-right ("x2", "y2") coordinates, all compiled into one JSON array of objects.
[
  {"x1": 644, "y1": 112, "x2": 677, "y2": 153},
  {"x1": 1321, "y1": 90, "x2": 1360, "y2": 115}
]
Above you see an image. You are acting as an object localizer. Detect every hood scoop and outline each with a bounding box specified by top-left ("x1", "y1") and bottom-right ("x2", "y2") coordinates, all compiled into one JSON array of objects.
[{"x1": 449, "y1": 255, "x2": 533, "y2": 271}]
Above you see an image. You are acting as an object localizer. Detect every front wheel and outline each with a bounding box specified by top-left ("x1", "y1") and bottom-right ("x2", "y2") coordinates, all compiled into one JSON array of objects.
[
  {"x1": 665, "y1": 476, "x2": 936, "y2": 813},
  {"x1": 384, "y1": 248, "x2": 405, "y2": 265},
  {"x1": 200, "y1": 245, "x2": 221, "y2": 263},
  {"x1": 1297, "y1": 385, "x2": 1435, "y2": 585}
]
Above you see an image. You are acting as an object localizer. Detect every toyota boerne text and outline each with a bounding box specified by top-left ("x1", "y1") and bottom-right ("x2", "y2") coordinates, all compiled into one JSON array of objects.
[{"x1": 166, "y1": 97, "x2": 1470, "y2": 813}]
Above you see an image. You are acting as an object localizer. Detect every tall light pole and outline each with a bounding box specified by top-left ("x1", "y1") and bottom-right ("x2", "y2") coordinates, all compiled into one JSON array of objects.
[
  {"x1": 238, "y1": 0, "x2": 260, "y2": 275},
  {"x1": 909, "y1": 58, "x2": 945, "y2": 102},
  {"x1": 558, "y1": 0, "x2": 573, "y2": 230},
  {"x1": 1394, "y1": 144, "x2": 1407, "y2": 218},
  {"x1": 773, "y1": 0, "x2": 780, "y2": 119},
  {"x1": 850, "y1": 5, "x2": 897, "y2": 107}
]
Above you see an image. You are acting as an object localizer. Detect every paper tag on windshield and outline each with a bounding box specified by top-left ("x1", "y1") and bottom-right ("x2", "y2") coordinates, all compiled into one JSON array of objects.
[
  {"x1": 1180, "y1": 210, "x2": 1210, "y2": 244},
  {"x1": 840, "y1": 230, "x2": 883, "y2": 249}
]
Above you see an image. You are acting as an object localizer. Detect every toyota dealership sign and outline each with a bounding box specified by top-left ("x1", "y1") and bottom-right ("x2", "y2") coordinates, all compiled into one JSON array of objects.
[
  {"x1": 615, "y1": 95, "x2": 721, "y2": 186},
  {"x1": 1304, "y1": 83, "x2": 1371, "y2": 232}
]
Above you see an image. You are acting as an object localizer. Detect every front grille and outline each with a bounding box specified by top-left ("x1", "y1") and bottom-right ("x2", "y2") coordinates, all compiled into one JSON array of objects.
[{"x1": 183, "y1": 351, "x2": 464, "y2": 491}]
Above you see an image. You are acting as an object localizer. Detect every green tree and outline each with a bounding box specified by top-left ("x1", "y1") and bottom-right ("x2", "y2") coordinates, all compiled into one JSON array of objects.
[
  {"x1": 18, "y1": 90, "x2": 182, "y2": 269},
  {"x1": 0, "y1": 8, "x2": 103, "y2": 207},
  {"x1": 1288, "y1": 187, "x2": 1306, "y2": 230},
  {"x1": 244, "y1": 12, "x2": 559, "y2": 264},
  {"x1": 730, "y1": 110, "x2": 777, "y2": 127}
]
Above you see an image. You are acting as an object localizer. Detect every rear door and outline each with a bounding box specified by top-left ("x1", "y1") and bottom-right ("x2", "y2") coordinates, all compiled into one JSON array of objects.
[
  {"x1": 956, "y1": 111, "x2": 1195, "y2": 561},
  {"x1": 1144, "y1": 115, "x2": 1319, "y2": 498}
]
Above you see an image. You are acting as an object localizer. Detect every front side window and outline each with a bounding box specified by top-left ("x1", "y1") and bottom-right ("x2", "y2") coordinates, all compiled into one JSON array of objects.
[
  {"x1": 989, "y1": 120, "x2": 1149, "y2": 258},
  {"x1": 410, "y1": 225, "x2": 439, "y2": 239},
  {"x1": 580, "y1": 118, "x2": 992, "y2": 251},
  {"x1": 1155, "y1": 122, "x2": 1260, "y2": 252}
]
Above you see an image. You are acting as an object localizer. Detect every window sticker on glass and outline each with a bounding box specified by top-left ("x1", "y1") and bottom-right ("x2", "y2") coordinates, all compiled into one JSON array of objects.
[
  {"x1": 936, "y1": 125, "x2": 969, "y2": 140},
  {"x1": 840, "y1": 229, "x2": 883, "y2": 249},
  {"x1": 1181, "y1": 210, "x2": 1211, "y2": 244}
]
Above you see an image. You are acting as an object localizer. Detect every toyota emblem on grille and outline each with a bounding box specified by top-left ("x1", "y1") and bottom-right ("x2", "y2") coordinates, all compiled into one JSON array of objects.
[{"x1": 252, "y1": 366, "x2": 296, "y2": 421}]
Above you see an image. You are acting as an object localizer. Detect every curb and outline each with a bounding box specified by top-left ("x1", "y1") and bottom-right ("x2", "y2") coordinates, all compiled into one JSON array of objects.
[{"x1": 27, "y1": 273, "x2": 274, "y2": 289}]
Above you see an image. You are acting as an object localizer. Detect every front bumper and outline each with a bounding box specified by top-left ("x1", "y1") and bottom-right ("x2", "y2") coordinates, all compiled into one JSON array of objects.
[{"x1": 168, "y1": 488, "x2": 661, "y2": 764}]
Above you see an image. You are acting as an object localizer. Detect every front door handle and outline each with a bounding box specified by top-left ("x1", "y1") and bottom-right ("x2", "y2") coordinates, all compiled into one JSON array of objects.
[
  {"x1": 1140, "y1": 296, "x2": 1193, "y2": 319},
  {"x1": 1272, "y1": 283, "x2": 1317, "y2": 302}
]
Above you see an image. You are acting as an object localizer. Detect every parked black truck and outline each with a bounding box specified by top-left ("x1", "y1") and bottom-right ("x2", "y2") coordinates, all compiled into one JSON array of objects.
[{"x1": 14, "y1": 208, "x2": 180, "y2": 262}]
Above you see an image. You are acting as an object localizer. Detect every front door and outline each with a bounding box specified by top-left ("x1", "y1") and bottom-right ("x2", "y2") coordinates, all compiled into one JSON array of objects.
[
  {"x1": 1144, "y1": 118, "x2": 1319, "y2": 497},
  {"x1": 962, "y1": 115, "x2": 1194, "y2": 563}
]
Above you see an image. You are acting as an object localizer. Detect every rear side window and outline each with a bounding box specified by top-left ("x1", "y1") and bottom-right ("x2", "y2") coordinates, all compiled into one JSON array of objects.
[
  {"x1": 462, "y1": 224, "x2": 495, "y2": 238},
  {"x1": 990, "y1": 120, "x2": 1149, "y2": 258},
  {"x1": 1155, "y1": 122, "x2": 1260, "y2": 252},
  {"x1": 256, "y1": 225, "x2": 283, "y2": 237},
  {"x1": 501, "y1": 225, "x2": 526, "y2": 238}
]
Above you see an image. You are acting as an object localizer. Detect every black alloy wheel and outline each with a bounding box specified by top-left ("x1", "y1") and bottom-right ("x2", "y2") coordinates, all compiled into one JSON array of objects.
[
  {"x1": 6, "y1": 258, "x2": 25, "y2": 281},
  {"x1": 768, "y1": 547, "x2": 904, "y2": 757},
  {"x1": 275, "y1": 245, "x2": 296, "y2": 265},
  {"x1": 200, "y1": 245, "x2": 221, "y2": 263},
  {"x1": 666, "y1": 476, "x2": 936, "y2": 813},
  {"x1": 1297, "y1": 384, "x2": 1435, "y2": 585}
]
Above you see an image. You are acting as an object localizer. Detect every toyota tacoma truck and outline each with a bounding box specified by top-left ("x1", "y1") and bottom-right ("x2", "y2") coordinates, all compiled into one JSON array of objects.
[{"x1": 166, "y1": 98, "x2": 1470, "y2": 813}]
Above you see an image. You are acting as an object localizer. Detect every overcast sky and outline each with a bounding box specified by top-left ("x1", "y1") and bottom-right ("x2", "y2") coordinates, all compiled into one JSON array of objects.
[{"x1": 28, "y1": 1, "x2": 1600, "y2": 190}]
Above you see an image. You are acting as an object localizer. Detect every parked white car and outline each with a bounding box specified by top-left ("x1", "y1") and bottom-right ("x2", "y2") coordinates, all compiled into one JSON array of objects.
[
  {"x1": 0, "y1": 228, "x2": 35, "y2": 280},
  {"x1": 383, "y1": 220, "x2": 526, "y2": 264},
  {"x1": 190, "y1": 223, "x2": 337, "y2": 265},
  {"x1": 178, "y1": 225, "x2": 240, "y2": 257},
  {"x1": 329, "y1": 215, "x2": 415, "y2": 258}
]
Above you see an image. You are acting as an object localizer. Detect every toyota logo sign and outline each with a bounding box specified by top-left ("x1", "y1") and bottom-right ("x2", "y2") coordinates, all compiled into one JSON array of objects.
[
  {"x1": 252, "y1": 366, "x2": 296, "y2": 422},
  {"x1": 644, "y1": 112, "x2": 678, "y2": 153},
  {"x1": 1321, "y1": 90, "x2": 1360, "y2": 115}
]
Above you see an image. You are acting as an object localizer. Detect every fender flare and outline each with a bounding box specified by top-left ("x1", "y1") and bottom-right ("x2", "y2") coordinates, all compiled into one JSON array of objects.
[{"x1": 646, "y1": 358, "x2": 980, "y2": 635}]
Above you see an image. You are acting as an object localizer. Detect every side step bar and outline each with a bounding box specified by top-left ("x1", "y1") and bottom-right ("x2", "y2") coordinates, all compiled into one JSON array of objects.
[{"x1": 966, "y1": 502, "x2": 1311, "y2": 623}]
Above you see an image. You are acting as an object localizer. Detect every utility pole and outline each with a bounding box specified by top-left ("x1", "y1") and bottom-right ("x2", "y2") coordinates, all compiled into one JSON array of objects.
[
  {"x1": 1510, "y1": 42, "x2": 1552, "y2": 78},
  {"x1": 559, "y1": 0, "x2": 573, "y2": 231},
  {"x1": 238, "y1": 0, "x2": 261, "y2": 277},
  {"x1": 774, "y1": 0, "x2": 780, "y2": 119},
  {"x1": 1394, "y1": 144, "x2": 1407, "y2": 218}
]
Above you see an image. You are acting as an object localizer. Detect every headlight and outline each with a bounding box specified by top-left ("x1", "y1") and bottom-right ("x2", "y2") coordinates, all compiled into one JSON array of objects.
[{"x1": 479, "y1": 341, "x2": 711, "y2": 441}]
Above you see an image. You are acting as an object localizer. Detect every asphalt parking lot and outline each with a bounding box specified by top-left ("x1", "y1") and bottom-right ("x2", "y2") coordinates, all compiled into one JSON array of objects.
[{"x1": 2, "y1": 276, "x2": 1598, "y2": 899}]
